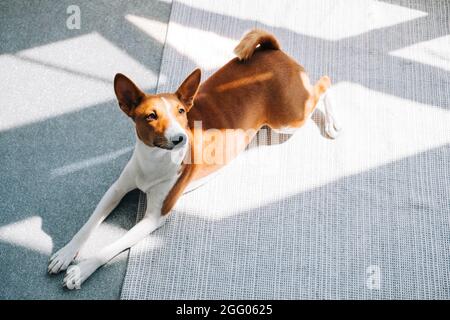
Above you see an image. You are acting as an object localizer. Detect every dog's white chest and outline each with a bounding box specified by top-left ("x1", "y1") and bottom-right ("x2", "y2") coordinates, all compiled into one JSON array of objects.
[{"x1": 130, "y1": 139, "x2": 187, "y2": 192}]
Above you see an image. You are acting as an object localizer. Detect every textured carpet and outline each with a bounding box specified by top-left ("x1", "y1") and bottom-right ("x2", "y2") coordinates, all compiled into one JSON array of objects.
[{"x1": 121, "y1": 0, "x2": 450, "y2": 299}]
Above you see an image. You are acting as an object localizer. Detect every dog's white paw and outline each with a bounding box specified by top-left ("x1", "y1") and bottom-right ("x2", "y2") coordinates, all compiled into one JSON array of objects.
[
  {"x1": 63, "y1": 259, "x2": 101, "y2": 290},
  {"x1": 325, "y1": 119, "x2": 342, "y2": 139},
  {"x1": 48, "y1": 244, "x2": 79, "y2": 274}
]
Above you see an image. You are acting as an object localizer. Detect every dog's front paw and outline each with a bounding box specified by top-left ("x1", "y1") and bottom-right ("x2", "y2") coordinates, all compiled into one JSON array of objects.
[
  {"x1": 63, "y1": 258, "x2": 101, "y2": 290},
  {"x1": 48, "y1": 243, "x2": 79, "y2": 274}
]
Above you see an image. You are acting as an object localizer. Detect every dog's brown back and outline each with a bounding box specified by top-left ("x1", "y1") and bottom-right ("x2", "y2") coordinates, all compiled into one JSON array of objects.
[{"x1": 162, "y1": 29, "x2": 331, "y2": 214}]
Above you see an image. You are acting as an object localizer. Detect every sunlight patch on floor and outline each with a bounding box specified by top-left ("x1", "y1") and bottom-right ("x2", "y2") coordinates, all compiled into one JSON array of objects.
[
  {"x1": 125, "y1": 15, "x2": 168, "y2": 44},
  {"x1": 390, "y1": 35, "x2": 450, "y2": 72},
  {"x1": 127, "y1": 14, "x2": 237, "y2": 71},
  {"x1": 0, "y1": 32, "x2": 160, "y2": 132},
  {"x1": 0, "y1": 216, "x2": 53, "y2": 255},
  {"x1": 50, "y1": 146, "x2": 134, "y2": 178},
  {"x1": 176, "y1": 0, "x2": 427, "y2": 41}
]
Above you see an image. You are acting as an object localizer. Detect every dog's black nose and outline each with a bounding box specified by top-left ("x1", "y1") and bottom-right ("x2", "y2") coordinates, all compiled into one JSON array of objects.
[{"x1": 171, "y1": 134, "x2": 185, "y2": 146}]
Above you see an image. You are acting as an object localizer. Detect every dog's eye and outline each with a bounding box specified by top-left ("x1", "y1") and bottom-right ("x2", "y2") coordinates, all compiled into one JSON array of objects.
[
  {"x1": 146, "y1": 112, "x2": 157, "y2": 121},
  {"x1": 178, "y1": 108, "x2": 185, "y2": 114}
]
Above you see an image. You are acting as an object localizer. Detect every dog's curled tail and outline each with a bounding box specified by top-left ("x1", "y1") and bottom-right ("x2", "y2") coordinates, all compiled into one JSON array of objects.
[{"x1": 234, "y1": 29, "x2": 280, "y2": 61}]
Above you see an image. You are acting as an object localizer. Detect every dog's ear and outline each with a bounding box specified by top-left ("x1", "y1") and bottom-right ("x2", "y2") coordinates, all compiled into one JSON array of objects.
[
  {"x1": 175, "y1": 68, "x2": 201, "y2": 111},
  {"x1": 114, "y1": 73, "x2": 145, "y2": 118}
]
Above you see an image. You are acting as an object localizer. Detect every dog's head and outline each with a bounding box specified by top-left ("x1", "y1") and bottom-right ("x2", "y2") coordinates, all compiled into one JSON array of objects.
[{"x1": 114, "y1": 69, "x2": 201, "y2": 150}]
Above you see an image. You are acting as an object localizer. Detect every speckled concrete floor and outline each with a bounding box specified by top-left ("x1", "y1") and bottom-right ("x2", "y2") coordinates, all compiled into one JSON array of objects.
[{"x1": 0, "y1": 0, "x2": 171, "y2": 299}]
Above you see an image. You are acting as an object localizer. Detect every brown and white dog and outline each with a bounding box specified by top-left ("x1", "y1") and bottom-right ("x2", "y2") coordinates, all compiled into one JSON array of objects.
[{"x1": 48, "y1": 29, "x2": 341, "y2": 289}]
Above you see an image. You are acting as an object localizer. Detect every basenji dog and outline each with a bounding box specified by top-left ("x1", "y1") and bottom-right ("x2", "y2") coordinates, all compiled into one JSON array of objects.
[{"x1": 48, "y1": 29, "x2": 341, "y2": 289}]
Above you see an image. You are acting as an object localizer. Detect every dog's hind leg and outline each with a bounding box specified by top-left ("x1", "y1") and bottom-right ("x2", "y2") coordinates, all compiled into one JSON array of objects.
[
  {"x1": 322, "y1": 87, "x2": 342, "y2": 139},
  {"x1": 311, "y1": 75, "x2": 342, "y2": 139},
  {"x1": 299, "y1": 75, "x2": 330, "y2": 125}
]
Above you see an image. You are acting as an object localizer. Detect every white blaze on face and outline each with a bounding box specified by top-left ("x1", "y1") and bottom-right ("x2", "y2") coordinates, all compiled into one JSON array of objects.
[{"x1": 161, "y1": 97, "x2": 188, "y2": 147}]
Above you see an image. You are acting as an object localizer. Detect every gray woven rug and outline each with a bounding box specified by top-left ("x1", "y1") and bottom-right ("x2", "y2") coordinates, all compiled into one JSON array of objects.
[{"x1": 121, "y1": 0, "x2": 450, "y2": 299}]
